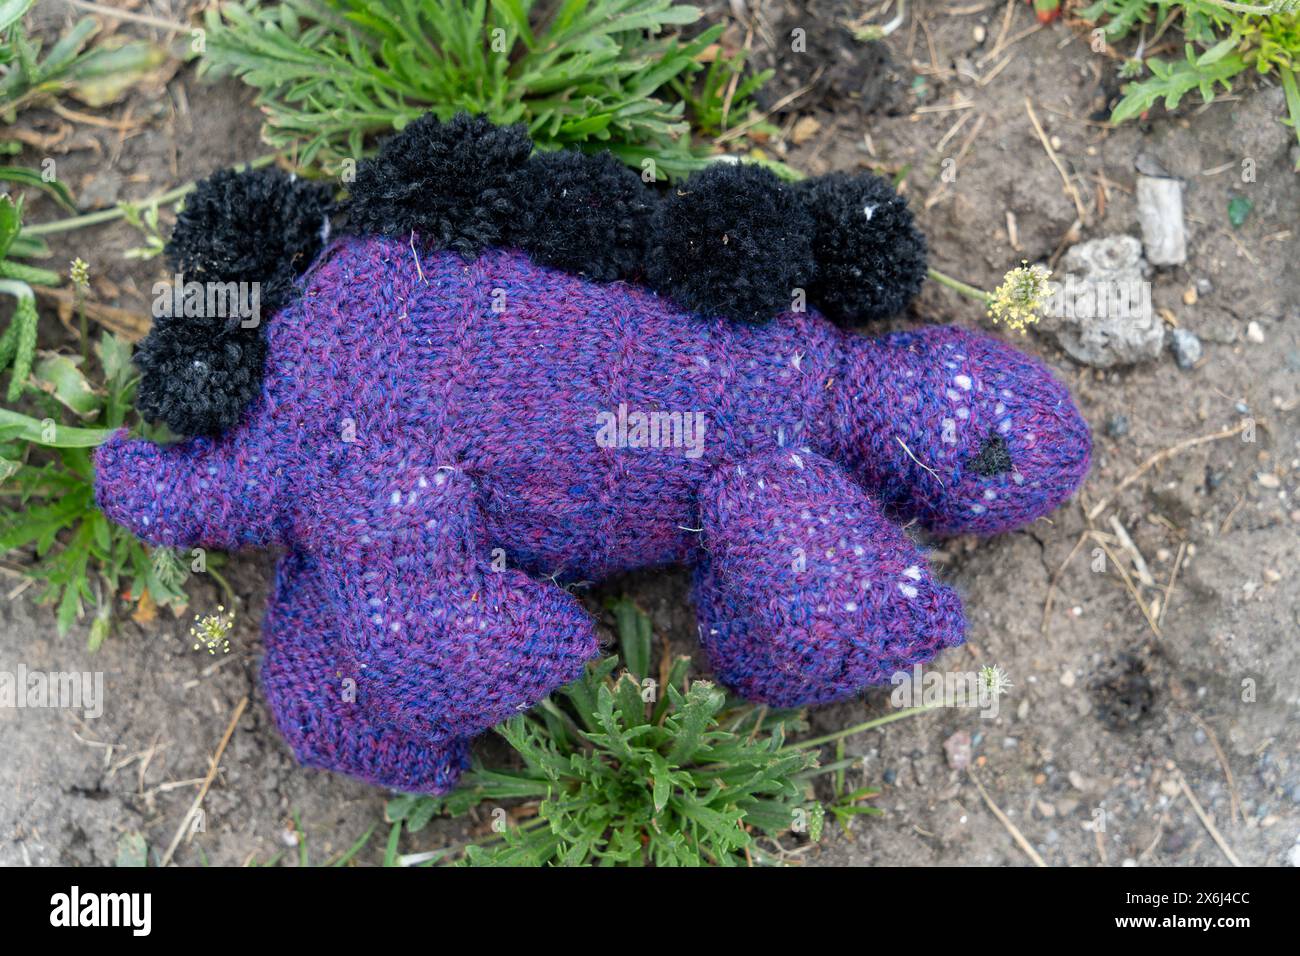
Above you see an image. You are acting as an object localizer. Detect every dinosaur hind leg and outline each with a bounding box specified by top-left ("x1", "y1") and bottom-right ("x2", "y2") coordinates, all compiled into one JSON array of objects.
[
  {"x1": 261, "y1": 551, "x2": 469, "y2": 795},
  {"x1": 693, "y1": 448, "x2": 965, "y2": 707},
  {"x1": 309, "y1": 459, "x2": 600, "y2": 743}
]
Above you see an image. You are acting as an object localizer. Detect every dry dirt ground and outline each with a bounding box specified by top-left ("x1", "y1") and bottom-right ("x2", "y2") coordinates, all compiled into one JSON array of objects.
[{"x1": 2, "y1": 0, "x2": 1297, "y2": 866}]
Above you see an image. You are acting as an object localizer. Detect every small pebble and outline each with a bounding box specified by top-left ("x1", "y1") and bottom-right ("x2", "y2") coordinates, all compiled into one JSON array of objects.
[
  {"x1": 1247, "y1": 320, "x2": 1266, "y2": 343},
  {"x1": 1258, "y1": 473, "x2": 1281, "y2": 489},
  {"x1": 1059, "y1": 670, "x2": 1076, "y2": 688},
  {"x1": 973, "y1": 24, "x2": 986, "y2": 43},
  {"x1": 1171, "y1": 328, "x2": 1203, "y2": 369},
  {"x1": 1105, "y1": 413, "x2": 1130, "y2": 438},
  {"x1": 944, "y1": 730, "x2": 972, "y2": 770},
  {"x1": 1182, "y1": 286, "x2": 1198, "y2": 305}
]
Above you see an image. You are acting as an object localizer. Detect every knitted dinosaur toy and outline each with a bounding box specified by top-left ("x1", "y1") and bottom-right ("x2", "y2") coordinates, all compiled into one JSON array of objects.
[{"x1": 94, "y1": 114, "x2": 1091, "y2": 794}]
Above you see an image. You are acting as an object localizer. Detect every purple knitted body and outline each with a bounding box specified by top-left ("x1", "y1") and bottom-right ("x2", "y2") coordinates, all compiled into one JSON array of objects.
[{"x1": 94, "y1": 236, "x2": 1090, "y2": 793}]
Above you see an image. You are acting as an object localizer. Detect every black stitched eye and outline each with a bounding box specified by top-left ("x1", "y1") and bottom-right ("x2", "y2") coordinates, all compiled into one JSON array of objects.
[{"x1": 971, "y1": 434, "x2": 1013, "y2": 477}]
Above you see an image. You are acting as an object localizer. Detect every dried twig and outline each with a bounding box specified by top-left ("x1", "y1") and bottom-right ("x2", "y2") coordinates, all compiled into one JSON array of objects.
[
  {"x1": 970, "y1": 770, "x2": 1047, "y2": 867},
  {"x1": 718, "y1": 24, "x2": 754, "y2": 131},
  {"x1": 714, "y1": 66, "x2": 826, "y2": 145},
  {"x1": 1093, "y1": 825, "x2": 1108, "y2": 866},
  {"x1": 979, "y1": 0, "x2": 1017, "y2": 66},
  {"x1": 1183, "y1": 711, "x2": 1243, "y2": 827},
  {"x1": 1090, "y1": 532, "x2": 1162, "y2": 638},
  {"x1": 1218, "y1": 495, "x2": 1245, "y2": 534},
  {"x1": 1087, "y1": 421, "x2": 1251, "y2": 521},
  {"x1": 159, "y1": 696, "x2": 248, "y2": 867},
  {"x1": 977, "y1": 55, "x2": 1013, "y2": 87},
  {"x1": 1025, "y1": 98, "x2": 1089, "y2": 223},
  {"x1": 69, "y1": 0, "x2": 190, "y2": 32},
  {"x1": 1157, "y1": 540, "x2": 1186, "y2": 627},
  {"x1": 1175, "y1": 768, "x2": 1243, "y2": 867},
  {"x1": 34, "y1": 285, "x2": 151, "y2": 341},
  {"x1": 913, "y1": 97, "x2": 976, "y2": 115},
  {"x1": 934, "y1": 110, "x2": 974, "y2": 154},
  {"x1": 983, "y1": 21, "x2": 1044, "y2": 64},
  {"x1": 50, "y1": 103, "x2": 145, "y2": 131},
  {"x1": 924, "y1": 112, "x2": 986, "y2": 210},
  {"x1": 1107, "y1": 515, "x2": 1155, "y2": 587}
]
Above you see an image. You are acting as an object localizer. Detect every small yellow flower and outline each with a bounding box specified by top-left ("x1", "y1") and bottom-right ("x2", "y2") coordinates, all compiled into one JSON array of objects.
[
  {"x1": 190, "y1": 605, "x2": 234, "y2": 655},
  {"x1": 69, "y1": 258, "x2": 90, "y2": 290},
  {"x1": 988, "y1": 261, "x2": 1052, "y2": 333}
]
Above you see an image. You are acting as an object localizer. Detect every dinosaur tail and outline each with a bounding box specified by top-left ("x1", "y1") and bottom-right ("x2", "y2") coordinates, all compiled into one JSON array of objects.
[{"x1": 138, "y1": 166, "x2": 335, "y2": 437}]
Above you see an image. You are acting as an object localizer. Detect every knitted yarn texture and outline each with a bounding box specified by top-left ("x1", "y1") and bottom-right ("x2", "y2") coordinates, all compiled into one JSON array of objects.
[{"x1": 95, "y1": 238, "x2": 1091, "y2": 793}]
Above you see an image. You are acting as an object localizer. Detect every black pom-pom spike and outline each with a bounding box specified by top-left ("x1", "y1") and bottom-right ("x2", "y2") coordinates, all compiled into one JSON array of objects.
[
  {"x1": 511, "y1": 150, "x2": 654, "y2": 281},
  {"x1": 165, "y1": 166, "x2": 334, "y2": 320},
  {"x1": 345, "y1": 112, "x2": 532, "y2": 256},
  {"x1": 795, "y1": 171, "x2": 927, "y2": 325},
  {"x1": 134, "y1": 330, "x2": 268, "y2": 438},
  {"x1": 645, "y1": 162, "x2": 814, "y2": 323}
]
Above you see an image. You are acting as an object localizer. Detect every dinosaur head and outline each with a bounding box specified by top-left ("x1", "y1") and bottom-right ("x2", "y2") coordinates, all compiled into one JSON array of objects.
[{"x1": 829, "y1": 325, "x2": 1092, "y2": 536}]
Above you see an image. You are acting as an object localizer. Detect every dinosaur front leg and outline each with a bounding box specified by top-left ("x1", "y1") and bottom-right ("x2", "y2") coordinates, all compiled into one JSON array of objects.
[
  {"x1": 693, "y1": 448, "x2": 965, "y2": 708},
  {"x1": 307, "y1": 458, "x2": 599, "y2": 743},
  {"x1": 262, "y1": 552, "x2": 469, "y2": 795}
]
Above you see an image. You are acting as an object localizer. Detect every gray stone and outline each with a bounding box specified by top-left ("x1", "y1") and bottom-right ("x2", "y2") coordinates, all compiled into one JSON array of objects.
[
  {"x1": 1037, "y1": 235, "x2": 1164, "y2": 367},
  {"x1": 1171, "y1": 328, "x2": 1203, "y2": 369},
  {"x1": 1136, "y1": 175, "x2": 1187, "y2": 265}
]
